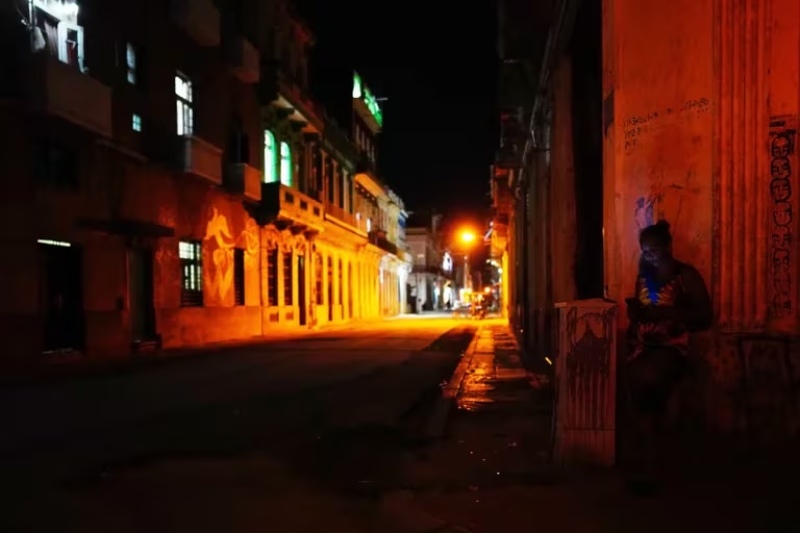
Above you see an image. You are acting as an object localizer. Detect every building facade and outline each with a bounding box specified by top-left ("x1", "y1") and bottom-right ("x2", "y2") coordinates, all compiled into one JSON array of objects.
[
  {"x1": 495, "y1": 0, "x2": 800, "y2": 443},
  {"x1": 0, "y1": 0, "x2": 409, "y2": 370},
  {"x1": 406, "y1": 215, "x2": 455, "y2": 312}
]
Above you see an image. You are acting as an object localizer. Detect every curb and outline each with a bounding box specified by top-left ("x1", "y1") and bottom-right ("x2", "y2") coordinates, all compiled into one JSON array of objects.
[{"x1": 423, "y1": 324, "x2": 483, "y2": 441}]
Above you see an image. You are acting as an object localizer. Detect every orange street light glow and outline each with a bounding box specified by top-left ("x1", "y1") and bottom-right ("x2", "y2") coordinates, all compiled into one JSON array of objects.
[{"x1": 460, "y1": 231, "x2": 476, "y2": 244}]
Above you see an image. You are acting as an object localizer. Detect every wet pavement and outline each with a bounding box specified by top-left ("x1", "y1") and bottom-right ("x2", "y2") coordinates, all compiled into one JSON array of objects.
[{"x1": 400, "y1": 320, "x2": 800, "y2": 533}]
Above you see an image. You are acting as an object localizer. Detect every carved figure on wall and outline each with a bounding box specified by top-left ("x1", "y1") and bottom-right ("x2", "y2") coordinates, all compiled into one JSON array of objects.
[
  {"x1": 204, "y1": 208, "x2": 236, "y2": 304},
  {"x1": 624, "y1": 220, "x2": 713, "y2": 494},
  {"x1": 202, "y1": 208, "x2": 260, "y2": 304}
]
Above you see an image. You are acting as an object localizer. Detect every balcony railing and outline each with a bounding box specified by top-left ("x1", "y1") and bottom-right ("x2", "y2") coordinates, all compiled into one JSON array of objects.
[
  {"x1": 27, "y1": 54, "x2": 112, "y2": 138},
  {"x1": 260, "y1": 182, "x2": 324, "y2": 232},
  {"x1": 324, "y1": 203, "x2": 359, "y2": 228},
  {"x1": 372, "y1": 234, "x2": 398, "y2": 256},
  {"x1": 226, "y1": 36, "x2": 259, "y2": 83},
  {"x1": 170, "y1": 0, "x2": 220, "y2": 46},
  {"x1": 225, "y1": 163, "x2": 262, "y2": 202},
  {"x1": 177, "y1": 135, "x2": 223, "y2": 185}
]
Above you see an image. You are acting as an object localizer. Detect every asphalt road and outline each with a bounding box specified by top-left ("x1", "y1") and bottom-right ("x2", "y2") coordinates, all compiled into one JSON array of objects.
[{"x1": 0, "y1": 316, "x2": 477, "y2": 533}]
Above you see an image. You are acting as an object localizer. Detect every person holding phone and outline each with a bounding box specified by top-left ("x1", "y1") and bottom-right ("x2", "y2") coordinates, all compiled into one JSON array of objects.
[{"x1": 625, "y1": 220, "x2": 712, "y2": 494}]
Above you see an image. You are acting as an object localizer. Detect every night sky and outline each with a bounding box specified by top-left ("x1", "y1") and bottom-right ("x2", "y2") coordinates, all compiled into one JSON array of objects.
[{"x1": 294, "y1": 0, "x2": 498, "y2": 223}]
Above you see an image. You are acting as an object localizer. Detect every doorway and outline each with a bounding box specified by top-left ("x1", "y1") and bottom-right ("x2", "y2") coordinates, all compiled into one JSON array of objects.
[
  {"x1": 128, "y1": 247, "x2": 156, "y2": 342},
  {"x1": 327, "y1": 256, "x2": 334, "y2": 322},
  {"x1": 297, "y1": 255, "x2": 307, "y2": 326},
  {"x1": 39, "y1": 240, "x2": 85, "y2": 353}
]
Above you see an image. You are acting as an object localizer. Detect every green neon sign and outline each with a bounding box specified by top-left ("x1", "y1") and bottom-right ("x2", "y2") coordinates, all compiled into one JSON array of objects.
[{"x1": 352, "y1": 72, "x2": 383, "y2": 127}]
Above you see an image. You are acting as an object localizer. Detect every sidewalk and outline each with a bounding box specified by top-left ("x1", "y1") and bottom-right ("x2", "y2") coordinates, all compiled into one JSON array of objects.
[
  {"x1": 0, "y1": 318, "x2": 386, "y2": 388},
  {"x1": 381, "y1": 320, "x2": 800, "y2": 533}
]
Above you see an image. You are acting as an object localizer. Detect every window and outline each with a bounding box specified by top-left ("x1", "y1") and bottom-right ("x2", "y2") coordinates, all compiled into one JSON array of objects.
[
  {"x1": 327, "y1": 256, "x2": 334, "y2": 306},
  {"x1": 233, "y1": 248, "x2": 245, "y2": 306},
  {"x1": 175, "y1": 73, "x2": 193, "y2": 136},
  {"x1": 33, "y1": 140, "x2": 79, "y2": 190},
  {"x1": 179, "y1": 241, "x2": 203, "y2": 306},
  {"x1": 31, "y1": 1, "x2": 85, "y2": 71},
  {"x1": 338, "y1": 258, "x2": 343, "y2": 308},
  {"x1": 280, "y1": 141, "x2": 292, "y2": 186},
  {"x1": 315, "y1": 253, "x2": 323, "y2": 304},
  {"x1": 267, "y1": 249, "x2": 278, "y2": 306},
  {"x1": 126, "y1": 43, "x2": 138, "y2": 84},
  {"x1": 132, "y1": 114, "x2": 142, "y2": 132},
  {"x1": 264, "y1": 130, "x2": 277, "y2": 183},
  {"x1": 282, "y1": 251, "x2": 293, "y2": 305}
]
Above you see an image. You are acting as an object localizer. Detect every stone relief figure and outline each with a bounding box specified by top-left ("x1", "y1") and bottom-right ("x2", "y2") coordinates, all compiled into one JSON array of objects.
[
  {"x1": 204, "y1": 207, "x2": 236, "y2": 304},
  {"x1": 623, "y1": 219, "x2": 712, "y2": 495}
]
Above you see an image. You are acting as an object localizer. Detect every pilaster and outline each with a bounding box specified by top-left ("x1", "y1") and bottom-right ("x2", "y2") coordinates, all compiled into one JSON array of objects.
[{"x1": 715, "y1": 0, "x2": 772, "y2": 330}]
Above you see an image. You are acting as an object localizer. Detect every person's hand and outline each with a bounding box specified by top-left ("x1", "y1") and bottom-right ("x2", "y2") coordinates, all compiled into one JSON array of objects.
[
  {"x1": 640, "y1": 305, "x2": 679, "y2": 322},
  {"x1": 625, "y1": 298, "x2": 641, "y2": 321}
]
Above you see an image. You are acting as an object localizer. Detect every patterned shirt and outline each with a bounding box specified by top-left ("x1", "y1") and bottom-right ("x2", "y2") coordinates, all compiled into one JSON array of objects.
[{"x1": 628, "y1": 267, "x2": 690, "y2": 362}]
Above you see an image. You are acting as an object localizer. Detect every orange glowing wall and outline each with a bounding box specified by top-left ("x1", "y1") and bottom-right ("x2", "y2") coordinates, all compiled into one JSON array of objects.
[
  {"x1": 604, "y1": 0, "x2": 800, "y2": 331},
  {"x1": 603, "y1": 0, "x2": 715, "y2": 320},
  {"x1": 605, "y1": 0, "x2": 800, "y2": 430}
]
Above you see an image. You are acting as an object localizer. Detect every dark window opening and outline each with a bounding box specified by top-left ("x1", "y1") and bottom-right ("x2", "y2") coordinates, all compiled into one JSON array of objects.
[
  {"x1": 282, "y1": 251, "x2": 293, "y2": 306},
  {"x1": 233, "y1": 248, "x2": 245, "y2": 306},
  {"x1": 33, "y1": 140, "x2": 79, "y2": 190},
  {"x1": 268, "y1": 249, "x2": 278, "y2": 306}
]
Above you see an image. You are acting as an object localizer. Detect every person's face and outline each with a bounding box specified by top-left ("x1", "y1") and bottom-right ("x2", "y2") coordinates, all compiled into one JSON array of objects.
[{"x1": 640, "y1": 237, "x2": 670, "y2": 267}]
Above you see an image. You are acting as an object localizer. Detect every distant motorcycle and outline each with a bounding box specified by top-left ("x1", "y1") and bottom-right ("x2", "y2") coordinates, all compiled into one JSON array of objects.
[{"x1": 470, "y1": 304, "x2": 487, "y2": 320}]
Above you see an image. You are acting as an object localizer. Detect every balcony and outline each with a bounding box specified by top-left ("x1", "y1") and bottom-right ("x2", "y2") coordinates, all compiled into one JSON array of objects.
[
  {"x1": 371, "y1": 232, "x2": 399, "y2": 256},
  {"x1": 324, "y1": 203, "x2": 360, "y2": 229},
  {"x1": 27, "y1": 54, "x2": 112, "y2": 138},
  {"x1": 412, "y1": 265, "x2": 445, "y2": 276},
  {"x1": 226, "y1": 36, "x2": 259, "y2": 83},
  {"x1": 258, "y1": 182, "x2": 324, "y2": 233},
  {"x1": 177, "y1": 135, "x2": 223, "y2": 185},
  {"x1": 226, "y1": 163, "x2": 262, "y2": 202},
  {"x1": 170, "y1": 0, "x2": 220, "y2": 47}
]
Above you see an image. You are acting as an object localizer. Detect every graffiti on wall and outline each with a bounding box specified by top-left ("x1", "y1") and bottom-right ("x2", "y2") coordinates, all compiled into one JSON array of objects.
[
  {"x1": 621, "y1": 97, "x2": 711, "y2": 153},
  {"x1": 203, "y1": 208, "x2": 259, "y2": 304},
  {"x1": 563, "y1": 305, "x2": 616, "y2": 429},
  {"x1": 768, "y1": 116, "x2": 796, "y2": 320},
  {"x1": 634, "y1": 193, "x2": 665, "y2": 230}
]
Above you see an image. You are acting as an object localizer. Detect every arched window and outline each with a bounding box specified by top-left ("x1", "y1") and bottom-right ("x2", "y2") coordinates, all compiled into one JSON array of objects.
[
  {"x1": 280, "y1": 141, "x2": 292, "y2": 186},
  {"x1": 263, "y1": 130, "x2": 276, "y2": 183}
]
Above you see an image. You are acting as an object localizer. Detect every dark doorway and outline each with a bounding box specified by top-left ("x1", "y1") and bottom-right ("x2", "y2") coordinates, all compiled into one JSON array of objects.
[
  {"x1": 298, "y1": 255, "x2": 307, "y2": 326},
  {"x1": 39, "y1": 241, "x2": 85, "y2": 353},
  {"x1": 129, "y1": 247, "x2": 156, "y2": 342},
  {"x1": 348, "y1": 263, "x2": 353, "y2": 320},
  {"x1": 327, "y1": 256, "x2": 334, "y2": 321},
  {"x1": 570, "y1": 0, "x2": 604, "y2": 299}
]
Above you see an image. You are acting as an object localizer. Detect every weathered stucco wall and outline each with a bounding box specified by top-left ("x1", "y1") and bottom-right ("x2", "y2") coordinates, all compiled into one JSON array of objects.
[
  {"x1": 604, "y1": 0, "x2": 800, "y2": 438},
  {"x1": 605, "y1": 0, "x2": 715, "y2": 314}
]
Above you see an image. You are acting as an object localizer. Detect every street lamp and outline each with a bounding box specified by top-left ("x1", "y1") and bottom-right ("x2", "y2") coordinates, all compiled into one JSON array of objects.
[{"x1": 457, "y1": 230, "x2": 477, "y2": 297}]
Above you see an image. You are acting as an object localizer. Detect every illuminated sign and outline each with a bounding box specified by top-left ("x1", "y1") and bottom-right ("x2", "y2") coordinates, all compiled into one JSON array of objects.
[{"x1": 352, "y1": 72, "x2": 383, "y2": 127}]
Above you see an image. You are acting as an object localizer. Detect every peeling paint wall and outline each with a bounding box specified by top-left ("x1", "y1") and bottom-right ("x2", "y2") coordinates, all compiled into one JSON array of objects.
[
  {"x1": 604, "y1": 0, "x2": 715, "y2": 314},
  {"x1": 604, "y1": 0, "x2": 800, "y2": 439}
]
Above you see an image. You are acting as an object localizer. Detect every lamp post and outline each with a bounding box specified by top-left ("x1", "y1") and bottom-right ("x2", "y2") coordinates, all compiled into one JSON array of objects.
[{"x1": 458, "y1": 230, "x2": 477, "y2": 299}]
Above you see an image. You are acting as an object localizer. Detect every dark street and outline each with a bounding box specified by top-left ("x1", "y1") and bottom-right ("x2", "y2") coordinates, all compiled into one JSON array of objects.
[{"x1": 0, "y1": 317, "x2": 476, "y2": 532}]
